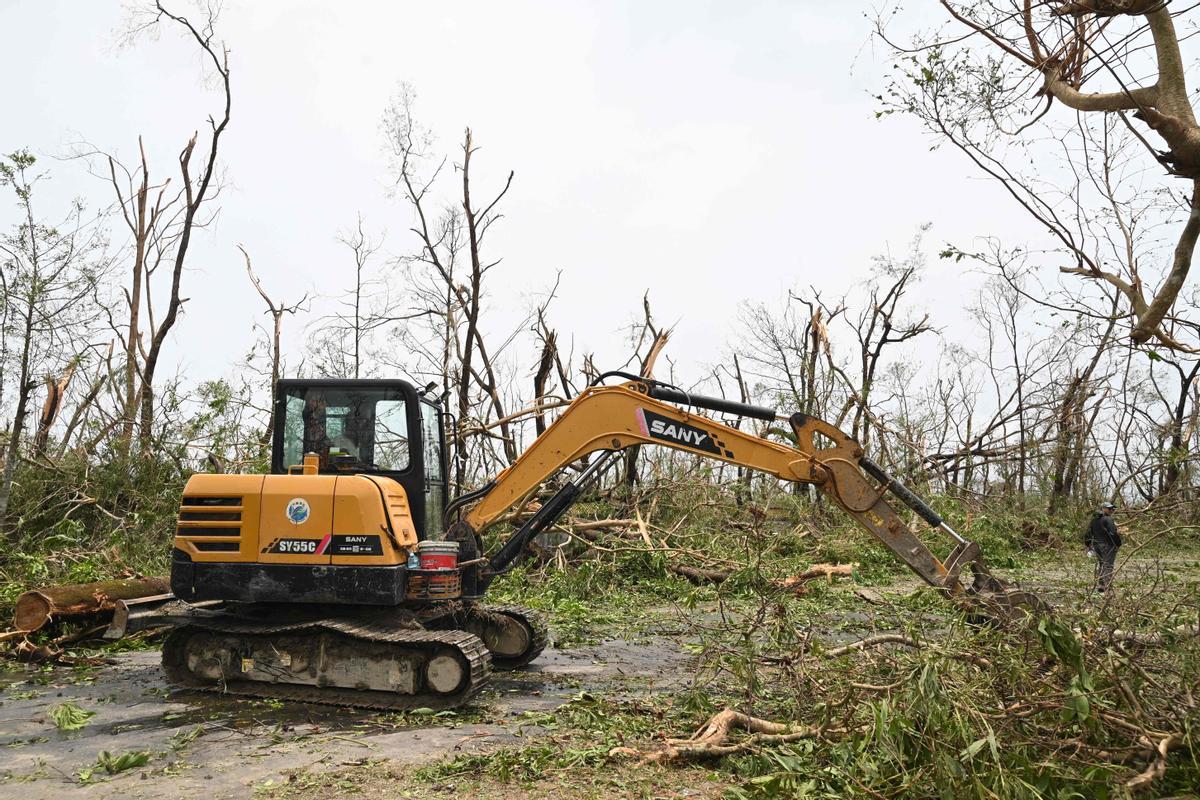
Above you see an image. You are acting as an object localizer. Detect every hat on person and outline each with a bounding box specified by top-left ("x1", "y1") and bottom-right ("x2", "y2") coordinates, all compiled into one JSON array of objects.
[{"x1": 1101, "y1": 502, "x2": 1116, "y2": 510}]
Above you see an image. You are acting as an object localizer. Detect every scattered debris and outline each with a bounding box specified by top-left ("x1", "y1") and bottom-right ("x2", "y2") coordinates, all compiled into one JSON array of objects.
[
  {"x1": 669, "y1": 565, "x2": 731, "y2": 585},
  {"x1": 50, "y1": 700, "x2": 96, "y2": 731},
  {"x1": 854, "y1": 587, "x2": 886, "y2": 605}
]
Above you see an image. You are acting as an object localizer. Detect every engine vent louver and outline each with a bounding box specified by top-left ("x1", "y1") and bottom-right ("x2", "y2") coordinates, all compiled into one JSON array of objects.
[
  {"x1": 180, "y1": 510, "x2": 240, "y2": 521},
  {"x1": 182, "y1": 496, "x2": 241, "y2": 506},
  {"x1": 177, "y1": 496, "x2": 245, "y2": 539},
  {"x1": 193, "y1": 541, "x2": 240, "y2": 552},
  {"x1": 176, "y1": 526, "x2": 242, "y2": 537}
]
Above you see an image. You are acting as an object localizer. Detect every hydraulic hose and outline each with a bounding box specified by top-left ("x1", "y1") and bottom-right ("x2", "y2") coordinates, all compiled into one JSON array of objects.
[
  {"x1": 444, "y1": 480, "x2": 496, "y2": 528},
  {"x1": 481, "y1": 451, "x2": 617, "y2": 587}
]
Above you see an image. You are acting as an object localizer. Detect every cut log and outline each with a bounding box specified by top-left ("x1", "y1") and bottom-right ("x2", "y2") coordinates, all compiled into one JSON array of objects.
[
  {"x1": 12, "y1": 577, "x2": 170, "y2": 632},
  {"x1": 670, "y1": 564, "x2": 731, "y2": 585}
]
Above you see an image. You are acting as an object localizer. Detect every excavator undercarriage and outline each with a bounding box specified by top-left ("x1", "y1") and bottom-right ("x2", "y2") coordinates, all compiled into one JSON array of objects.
[
  {"x1": 109, "y1": 372, "x2": 1043, "y2": 710},
  {"x1": 153, "y1": 601, "x2": 547, "y2": 710}
]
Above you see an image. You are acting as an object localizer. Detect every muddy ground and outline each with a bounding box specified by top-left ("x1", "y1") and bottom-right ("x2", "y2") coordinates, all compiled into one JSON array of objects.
[{"x1": 0, "y1": 634, "x2": 693, "y2": 799}]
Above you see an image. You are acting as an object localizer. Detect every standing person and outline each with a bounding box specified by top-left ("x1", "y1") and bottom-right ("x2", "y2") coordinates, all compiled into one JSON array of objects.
[{"x1": 1085, "y1": 501, "x2": 1122, "y2": 593}]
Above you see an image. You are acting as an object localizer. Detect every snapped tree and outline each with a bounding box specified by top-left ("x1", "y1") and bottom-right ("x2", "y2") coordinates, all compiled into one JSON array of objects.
[{"x1": 880, "y1": 1, "x2": 1200, "y2": 350}]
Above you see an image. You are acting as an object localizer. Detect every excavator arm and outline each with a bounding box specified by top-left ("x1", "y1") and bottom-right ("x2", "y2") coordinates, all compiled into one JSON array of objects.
[{"x1": 449, "y1": 379, "x2": 1035, "y2": 618}]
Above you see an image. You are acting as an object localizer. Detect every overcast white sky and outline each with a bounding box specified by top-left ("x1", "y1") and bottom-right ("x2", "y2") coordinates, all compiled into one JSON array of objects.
[{"x1": 2, "y1": 1, "x2": 1045, "y2": 390}]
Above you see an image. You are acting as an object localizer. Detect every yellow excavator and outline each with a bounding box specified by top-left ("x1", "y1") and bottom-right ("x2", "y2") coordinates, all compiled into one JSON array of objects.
[{"x1": 149, "y1": 371, "x2": 1039, "y2": 709}]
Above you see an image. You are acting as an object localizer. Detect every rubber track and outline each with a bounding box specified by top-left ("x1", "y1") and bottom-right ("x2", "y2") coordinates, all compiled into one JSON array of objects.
[{"x1": 162, "y1": 617, "x2": 492, "y2": 711}]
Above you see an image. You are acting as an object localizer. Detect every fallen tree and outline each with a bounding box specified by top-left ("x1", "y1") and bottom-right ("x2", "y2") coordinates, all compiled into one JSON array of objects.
[
  {"x1": 612, "y1": 569, "x2": 1200, "y2": 796},
  {"x1": 12, "y1": 577, "x2": 169, "y2": 632}
]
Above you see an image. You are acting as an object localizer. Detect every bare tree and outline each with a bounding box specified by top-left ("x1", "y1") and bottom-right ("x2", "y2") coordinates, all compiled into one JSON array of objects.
[
  {"x1": 795, "y1": 235, "x2": 933, "y2": 457},
  {"x1": 532, "y1": 310, "x2": 559, "y2": 437},
  {"x1": 241, "y1": 245, "x2": 307, "y2": 444},
  {"x1": 1047, "y1": 301, "x2": 1118, "y2": 513},
  {"x1": 735, "y1": 290, "x2": 839, "y2": 419},
  {"x1": 621, "y1": 294, "x2": 671, "y2": 488},
  {"x1": 846, "y1": 256, "x2": 932, "y2": 450},
  {"x1": 133, "y1": 3, "x2": 231, "y2": 453},
  {"x1": 383, "y1": 87, "x2": 530, "y2": 487},
  {"x1": 307, "y1": 217, "x2": 401, "y2": 379},
  {"x1": 82, "y1": 1, "x2": 233, "y2": 455}
]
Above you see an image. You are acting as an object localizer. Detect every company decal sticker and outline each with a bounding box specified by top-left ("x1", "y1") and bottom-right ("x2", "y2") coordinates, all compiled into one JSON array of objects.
[
  {"x1": 329, "y1": 534, "x2": 384, "y2": 556},
  {"x1": 636, "y1": 408, "x2": 735, "y2": 458},
  {"x1": 286, "y1": 497, "x2": 311, "y2": 525},
  {"x1": 262, "y1": 534, "x2": 331, "y2": 555}
]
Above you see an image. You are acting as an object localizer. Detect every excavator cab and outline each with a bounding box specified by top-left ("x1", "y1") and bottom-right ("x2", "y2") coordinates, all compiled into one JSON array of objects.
[
  {"x1": 171, "y1": 378, "x2": 450, "y2": 606},
  {"x1": 271, "y1": 379, "x2": 448, "y2": 540}
]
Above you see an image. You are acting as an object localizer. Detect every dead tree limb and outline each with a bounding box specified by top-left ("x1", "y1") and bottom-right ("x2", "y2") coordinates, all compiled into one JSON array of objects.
[
  {"x1": 778, "y1": 563, "x2": 857, "y2": 594},
  {"x1": 241, "y1": 244, "x2": 307, "y2": 443}
]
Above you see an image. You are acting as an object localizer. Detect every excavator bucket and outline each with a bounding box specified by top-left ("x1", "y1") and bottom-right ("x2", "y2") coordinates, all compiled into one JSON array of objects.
[
  {"x1": 960, "y1": 562, "x2": 1052, "y2": 623},
  {"x1": 785, "y1": 412, "x2": 1049, "y2": 625}
]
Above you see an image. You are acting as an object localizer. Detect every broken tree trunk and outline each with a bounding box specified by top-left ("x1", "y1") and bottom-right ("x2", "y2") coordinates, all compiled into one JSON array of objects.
[
  {"x1": 778, "y1": 563, "x2": 857, "y2": 594},
  {"x1": 13, "y1": 577, "x2": 170, "y2": 632},
  {"x1": 670, "y1": 564, "x2": 731, "y2": 584}
]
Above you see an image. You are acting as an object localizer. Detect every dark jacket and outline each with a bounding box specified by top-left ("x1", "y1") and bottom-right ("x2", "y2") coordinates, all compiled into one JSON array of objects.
[{"x1": 1086, "y1": 513, "x2": 1122, "y2": 549}]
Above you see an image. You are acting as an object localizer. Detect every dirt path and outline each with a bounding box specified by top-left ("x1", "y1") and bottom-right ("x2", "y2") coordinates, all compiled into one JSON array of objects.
[{"x1": 0, "y1": 636, "x2": 692, "y2": 799}]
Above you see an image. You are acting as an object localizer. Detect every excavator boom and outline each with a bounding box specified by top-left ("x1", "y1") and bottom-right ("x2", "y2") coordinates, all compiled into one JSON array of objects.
[{"x1": 451, "y1": 378, "x2": 1038, "y2": 619}]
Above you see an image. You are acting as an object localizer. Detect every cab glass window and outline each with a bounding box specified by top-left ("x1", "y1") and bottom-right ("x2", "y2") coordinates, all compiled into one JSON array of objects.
[
  {"x1": 421, "y1": 402, "x2": 443, "y2": 483},
  {"x1": 420, "y1": 401, "x2": 445, "y2": 536},
  {"x1": 279, "y1": 386, "x2": 409, "y2": 473}
]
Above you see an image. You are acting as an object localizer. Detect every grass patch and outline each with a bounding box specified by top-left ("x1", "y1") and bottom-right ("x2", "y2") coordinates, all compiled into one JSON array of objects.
[{"x1": 256, "y1": 758, "x2": 729, "y2": 800}]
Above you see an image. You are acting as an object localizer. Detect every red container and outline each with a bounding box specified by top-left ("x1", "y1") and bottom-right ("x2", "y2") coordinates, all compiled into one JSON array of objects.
[{"x1": 417, "y1": 540, "x2": 459, "y2": 570}]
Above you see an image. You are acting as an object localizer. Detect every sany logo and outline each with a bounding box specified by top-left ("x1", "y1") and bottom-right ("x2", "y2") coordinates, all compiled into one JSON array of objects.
[
  {"x1": 649, "y1": 419, "x2": 709, "y2": 447},
  {"x1": 636, "y1": 408, "x2": 723, "y2": 455}
]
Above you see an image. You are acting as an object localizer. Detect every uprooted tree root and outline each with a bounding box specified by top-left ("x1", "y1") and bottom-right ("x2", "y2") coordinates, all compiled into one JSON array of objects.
[
  {"x1": 609, "y1": 708, "x2": 833, "y2": 763},
  {"x1": 1125, "y1": 733, "x2": 1186, "y2": 794}
]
